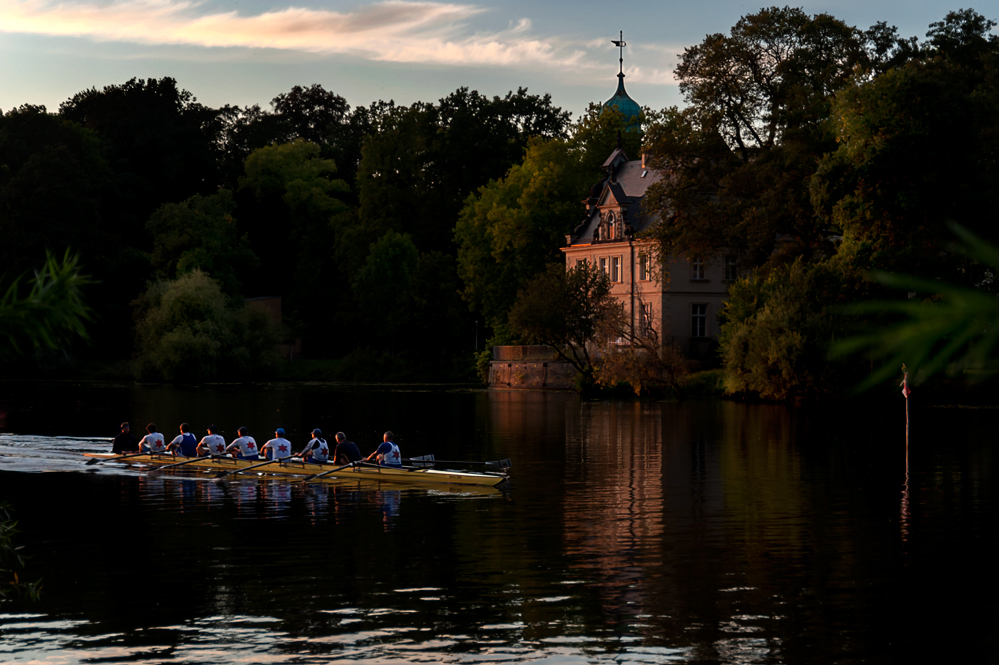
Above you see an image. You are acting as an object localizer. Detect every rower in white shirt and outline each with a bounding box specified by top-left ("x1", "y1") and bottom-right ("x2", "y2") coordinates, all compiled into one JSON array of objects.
[
  {"x1": 261, "y1": 428, "x2": 293, "y2": 461},
  {"x1": 196, "y1": 424, "x2": 227, "y2": 457},
  {"x1": 138, "y1": 423, "x2": 167, "y2": 454},
  {"x1": 225, "y1": 427, "x2": 259, "y2": 460},
  {"x1": 297, "y1": 428, "x2": 330, "y2": 463}
]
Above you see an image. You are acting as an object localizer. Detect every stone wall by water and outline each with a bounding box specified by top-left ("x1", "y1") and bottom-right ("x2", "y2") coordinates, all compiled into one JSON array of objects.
[{"x1": 488, "y1": 346, "x2": 578, "y2": 389}]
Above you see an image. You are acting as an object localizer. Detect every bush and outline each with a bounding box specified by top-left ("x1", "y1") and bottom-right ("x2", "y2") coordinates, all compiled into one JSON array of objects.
[
  {"x1": 133, "y1": 270, "x2": 281, "y2": 382},
  {"x1": 719, "y1": 259, "x2": 844, "y2": 400}
]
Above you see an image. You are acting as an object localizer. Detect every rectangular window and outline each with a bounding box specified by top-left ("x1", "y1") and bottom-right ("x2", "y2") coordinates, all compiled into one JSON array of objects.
[
  {"x1": 599, "y1": 257, "x2": 608, "y2": 277},
  {"x1": 691, "y1": 304, "x2": 707, "y2": 338},
  {"x1": 691, "y1": 257, "x2": 705, "y2": 281},
  {"x1": 639, "y1": 303, "x2": 653, "y2": 337},
  {"x1": 724, "y1": 256, "x2": 738, "y2": 281},
  {"x1": 638, "y1": 254, "x2": 651, "y2": 281},
  {"x1": 611, "y1": 256, "x2": 621, "y2": 282}
]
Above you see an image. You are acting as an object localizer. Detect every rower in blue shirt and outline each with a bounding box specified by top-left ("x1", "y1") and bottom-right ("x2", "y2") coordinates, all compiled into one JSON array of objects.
[
  {"x1": 166, "y1": 423, "x2": 199, "y2": 457},
  {"x1": 366, "y1": 431, "x2": 402, "y2": 467}
]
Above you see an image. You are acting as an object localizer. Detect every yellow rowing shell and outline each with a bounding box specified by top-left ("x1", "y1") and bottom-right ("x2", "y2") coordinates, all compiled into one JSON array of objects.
[{"x1": 84, "y1": 453, "x2": 511, "y2": 489}]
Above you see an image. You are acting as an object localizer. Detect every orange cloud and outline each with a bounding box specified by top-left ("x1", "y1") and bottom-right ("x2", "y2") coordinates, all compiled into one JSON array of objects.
[{"x1": 0, "y1": 0, "x2": 678, "y2": 83}]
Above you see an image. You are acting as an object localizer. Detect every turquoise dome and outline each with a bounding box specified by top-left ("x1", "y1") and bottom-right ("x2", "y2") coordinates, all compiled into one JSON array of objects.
[{"x1": 603, "y1": 74, "x2": 641, "y2": 131}]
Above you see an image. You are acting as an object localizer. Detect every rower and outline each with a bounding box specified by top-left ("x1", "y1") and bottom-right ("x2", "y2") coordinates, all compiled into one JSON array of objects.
[
  {"x1": 298, "y1": 429, "x2": 330, "y2": 463},
  {"x1": 166, "y1": 423, "x2": 198, "y2": 457},
  {"x1": 225, "y1": 427, "x2": 259, "y2": 460},
  {"x1": 261, "y1": 428, "x2": 293, "y2": 461},
  {"x1": 138, "y1": 423, "x2": 167, "y2": 455},
  {"x1": 111, "y1": 422, "x2": 139, "y2": 455},
  {"x1": 366, "y1": 431, "x2": 402, "y2": 467},
  {"x1": 332, "y1": 432, "x2": 362, "y2": 465},
  {"x1": 196, "y1": 425, "x2": 226, "y2": 457}
]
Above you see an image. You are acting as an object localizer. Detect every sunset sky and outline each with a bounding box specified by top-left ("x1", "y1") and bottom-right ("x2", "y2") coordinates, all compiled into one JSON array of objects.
[{"x1": 1, "y1": 1, "x2": 993, "y2": 118}]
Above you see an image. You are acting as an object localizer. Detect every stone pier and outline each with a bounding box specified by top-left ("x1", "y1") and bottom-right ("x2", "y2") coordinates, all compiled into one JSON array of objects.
[{"x1": 488, "y1": 346, "x2": 578, "y2": 390}]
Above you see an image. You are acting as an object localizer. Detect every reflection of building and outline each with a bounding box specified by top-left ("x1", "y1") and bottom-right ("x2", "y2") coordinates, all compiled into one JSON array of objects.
[{"x1": 562, "y1": 36, "x2": 730, "y2": 355}]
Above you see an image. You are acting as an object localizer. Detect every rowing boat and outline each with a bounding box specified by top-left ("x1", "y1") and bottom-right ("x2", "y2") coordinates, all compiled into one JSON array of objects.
[{"x1": 83, "y1": 453, "x2": 512, "y2": 489}]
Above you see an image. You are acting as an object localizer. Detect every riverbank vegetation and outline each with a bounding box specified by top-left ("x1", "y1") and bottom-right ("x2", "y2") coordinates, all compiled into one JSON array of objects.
[
  {"x1": 643, "y1": 7, "x2": 999, "y2": 400},
  {"x1": 0, "y1": 8, "x2": 996, "y2": 400}
]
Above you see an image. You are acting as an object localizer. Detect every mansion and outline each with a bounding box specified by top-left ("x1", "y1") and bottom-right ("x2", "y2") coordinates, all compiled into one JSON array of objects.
[
  {"x1": 561, "y1": 149, "x2": 730, "y2": 355},
  {"x1": 561, "y1": 43, "x2": 730, "y2": 355}
]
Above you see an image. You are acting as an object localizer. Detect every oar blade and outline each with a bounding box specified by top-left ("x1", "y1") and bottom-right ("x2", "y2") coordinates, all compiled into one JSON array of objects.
[
  {"x1": 486, "y1": 459, "x2": 512, "y2": 470},
  {"x1": 408, "y1": 454, "x2": 435, "y2": 468}
]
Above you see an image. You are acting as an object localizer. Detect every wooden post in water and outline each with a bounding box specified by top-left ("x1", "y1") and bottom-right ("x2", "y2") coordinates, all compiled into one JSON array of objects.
[{"x1": 900, "y1": 365, "x2": 911, "y2": 541}]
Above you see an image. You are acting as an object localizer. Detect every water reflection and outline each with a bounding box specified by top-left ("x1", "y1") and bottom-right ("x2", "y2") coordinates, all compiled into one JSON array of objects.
[{"x1": 0, "y1": 384, "x2": 996, "y2": 664}]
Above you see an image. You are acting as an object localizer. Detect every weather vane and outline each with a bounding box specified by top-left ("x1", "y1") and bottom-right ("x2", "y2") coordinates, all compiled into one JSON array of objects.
[{"x1": 611, "y1": 30, "x2": 627, "y2": 76}]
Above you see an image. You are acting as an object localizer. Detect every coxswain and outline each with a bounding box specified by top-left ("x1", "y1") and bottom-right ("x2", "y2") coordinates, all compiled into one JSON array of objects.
[
  {"x1": 197, "y1": 425, "x2": 227, "y2": 457},
  {"x1": 225, "y1": 427, "x2": 259, "y2": 460},
  {"x1": 332, "y1": 432, "x2": 362, "y2": 465},
  {"x1": 138, "y1": 423, "x2": 167, "y2": 454},
  {"x1": 111, "y1": 422, "x2": 139, "y2": 455},
  {"x1": 366, "y1": 431, "x2": 401, "y2": 467},
  {"x1": 261, "y1": 428, "x2": 293, "y2": 461},
  {"x1": 298, "y1": 429, "x2": 330, "y2": 463},
  {"x1": 166, "y1": 423, "x2": 199, "y2": 457}
]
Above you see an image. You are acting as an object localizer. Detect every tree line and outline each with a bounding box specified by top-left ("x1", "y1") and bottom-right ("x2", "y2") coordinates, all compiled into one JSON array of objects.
[
  {"x1": 0, "y1": 76, "x2": 633, "y2": 381},
  {"x1": 641, "y1": 7, "x2": 999, "y2": 399},
  {"x1": 2, "y1": 7, "x2": 996, "y2": 395}
]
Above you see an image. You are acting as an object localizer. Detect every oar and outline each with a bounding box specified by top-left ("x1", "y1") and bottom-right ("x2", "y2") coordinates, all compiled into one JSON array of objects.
[
  {"x1": 213, "y1": 456, "x2": 293, "y2": 480},
  {"x1": 86, "y1": 450, "x2": 153, "y2": 466},
  {"x1": 408, "y1": 458, "x2": 512, "y2": 469},
  {"x1": 147, "y1": 455, "x2": 217, "y2": 474},
  {"x1": 403, "y1": 454, "x2": 435, "y2": 467},
  {"x1": 301, "y1": 460, "x2": 359, "y2": 482}
]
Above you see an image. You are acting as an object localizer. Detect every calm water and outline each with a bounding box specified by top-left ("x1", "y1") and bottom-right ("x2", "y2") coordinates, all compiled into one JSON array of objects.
[{"x1": 0, "y1": 382, "x2": 995, "y2": 664}]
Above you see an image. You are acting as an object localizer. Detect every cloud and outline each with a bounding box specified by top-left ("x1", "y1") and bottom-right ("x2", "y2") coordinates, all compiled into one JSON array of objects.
[
  {"x1": 2, "y1": 1, "x2": 573, "y2": 68},
  {"x1": 0, "y1": 0, "x2": 677, "y2": 83}
]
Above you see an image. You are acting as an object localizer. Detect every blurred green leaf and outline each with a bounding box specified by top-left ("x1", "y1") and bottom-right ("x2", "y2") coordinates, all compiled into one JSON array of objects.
[{"x1": 832, "y1": 225, "x2": 999, "y2": 390}]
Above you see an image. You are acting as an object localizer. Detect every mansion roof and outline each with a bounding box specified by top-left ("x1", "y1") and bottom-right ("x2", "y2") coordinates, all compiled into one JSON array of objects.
[{"x1": 567, "y1": 150, "x2": 661, "y2": 247}]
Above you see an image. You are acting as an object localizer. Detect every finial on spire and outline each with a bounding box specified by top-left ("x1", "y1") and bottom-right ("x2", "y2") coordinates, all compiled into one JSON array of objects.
[{"x1": 611, "y1": 30, "x2": 627, "y2": 77}]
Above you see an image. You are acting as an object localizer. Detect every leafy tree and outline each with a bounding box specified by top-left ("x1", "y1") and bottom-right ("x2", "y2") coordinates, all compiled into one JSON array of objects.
[
  {"x1": 238, "y1": 139, "x2": 350, "y2": 330},
  {"x1": 402, "y1": 250, "x2": 470, "y2": 362},
  {"x1": 59, "y1": 77, "x2": 222, "y2": 231},
  {"x1": 812, "y1": 9, "x2": 999, "y2": 276},
  {"x1": 146, "y1": 190, "x2": 258, "y2": 296},
  {"x1": 455, "y1": 137, "x2": 594, "y2": 332},
  {"x1": 592, "y1": 291, "x2": 688, "y2": 396},
  {"x1": 350, "y1": 87, "x2": 571, "y2": 262},
  {"x1": 925, "y1": 8, "x2": 998, "y2": 64},
  {"x1": 217, "y1": 85, "x2": 375, "y2": 196},
  {"x1": 271, "y1": 84, "x2": 351, "y2": 147},
  {"x1": 508, "y1": 263, "x2": 615, "y2": 376},
  {"x1": 0, "y1": 105, "x2": 147, "y2": 358},
  {"x1": 644, "y1": 8, "x2": 915, "y2": 268},
  {"x1": 346, "y1": 233, "x2": 471, "y2": 378},
  {"x1": 0, "y1": 106, "x2": 111, "y2": 276},
  {"x1": 718, "y1": 259, "x2": 846, "y2": 400},
  {"x1": 133, "y1": 270, "x2": 280, "y2": 382},
  {"x1": 351, "y1": 229, "x2": 420, "y2": 343}
]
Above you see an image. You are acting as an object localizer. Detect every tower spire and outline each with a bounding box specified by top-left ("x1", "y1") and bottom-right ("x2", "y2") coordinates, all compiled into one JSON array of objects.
[{"x1": 611, "y1": 30, "x2": 627, "y2": 78}]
